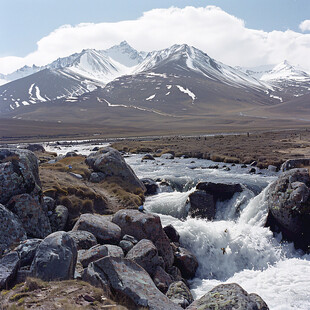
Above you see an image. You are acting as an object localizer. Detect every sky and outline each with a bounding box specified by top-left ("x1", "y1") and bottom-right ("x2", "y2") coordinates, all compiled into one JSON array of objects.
[{"x1": 1, "y1": 0, "x2": 310, "y2": 74}]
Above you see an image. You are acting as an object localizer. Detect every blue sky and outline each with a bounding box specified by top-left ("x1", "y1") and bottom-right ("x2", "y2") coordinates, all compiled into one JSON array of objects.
[
  {"x1": 1, "y1": 0, "x2": 309, "y2": 57},
  {"x1": 0, "y1": 0, "x2": 310, "y2": 74}
]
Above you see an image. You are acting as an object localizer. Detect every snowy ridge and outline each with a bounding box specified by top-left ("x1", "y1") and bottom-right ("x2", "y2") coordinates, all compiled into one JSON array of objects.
[
  {"x1": 260, "y1": 60, "x2": 310, "y2": 82},
  {"x1": 135, "y1": 44, "x2": 269, "y2": 91}
]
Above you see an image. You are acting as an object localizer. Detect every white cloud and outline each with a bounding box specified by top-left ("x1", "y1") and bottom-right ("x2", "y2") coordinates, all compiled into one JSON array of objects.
[
  {"x1": 299, "y1": 20, "x2": 310, "y2": 32},
  {"x1": 1, "y1": 6, "x2": 310, "y2": 74}
]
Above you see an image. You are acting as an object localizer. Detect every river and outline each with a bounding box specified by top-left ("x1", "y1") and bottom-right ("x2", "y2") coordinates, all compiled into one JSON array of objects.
[{"x1": 44, "y1": 142, "x2": 310, "y2": 310}]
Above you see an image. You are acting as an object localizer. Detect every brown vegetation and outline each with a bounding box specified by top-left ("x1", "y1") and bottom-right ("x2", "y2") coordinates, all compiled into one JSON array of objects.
[
  {"x1": 0, "y1": 278, "x2": 128, "y2": 309},
  {"x1": 39, "y1": 156, "x2": 144, "y2": 228},
  {"x1": 112, "y1": 129, "x2": 310, "y2": 169}
]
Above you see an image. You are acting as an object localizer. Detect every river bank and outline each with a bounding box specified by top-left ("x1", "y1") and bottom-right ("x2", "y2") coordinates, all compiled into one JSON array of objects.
[{"x1": 111, "y1": 129, "x2": 310, "y2": 169}]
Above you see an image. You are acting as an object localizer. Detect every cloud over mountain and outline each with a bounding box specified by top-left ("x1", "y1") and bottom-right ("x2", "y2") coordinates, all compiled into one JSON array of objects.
[{"x1": 1, "y1": 6, "x2": 310, "y2": 74}]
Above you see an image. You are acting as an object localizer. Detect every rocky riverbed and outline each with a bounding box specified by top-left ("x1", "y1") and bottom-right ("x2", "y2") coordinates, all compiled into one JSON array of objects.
[{"x1": 1, "y1": 143, "x2": 310, "y2": 309}]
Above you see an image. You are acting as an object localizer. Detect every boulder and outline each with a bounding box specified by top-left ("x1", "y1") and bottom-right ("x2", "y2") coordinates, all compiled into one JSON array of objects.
[
  {"x1": 49, "y1": 205, "x2": 68, "y2": 232},
  {"x1": 126, "y1": 239, "x2": 163, "y2": 276},
  {"x1": 31, "y1": 231, "x2": 77, "y2": 281},
  {"x1": 79, "y1": 244, "x2": 124, "y2": 268},
  {"x1": 188, "y1": 190, "x2": 215, "y2": 219},
  {"x1": 43, "y1": 196, "x2": 55, "y2": 212},
  {"x1": 281, "y1": 158, "x2": 310, "y2": 172},
  {"x1": 104, "y1": 244, "x2": 124, "y2": 258},
  {"x1": 72, "y1": 213, "x2": 121, "y2": 245},
  {"x1": 266, "y1": 168, "x2": 310, "y2": 250},
  {"x1": 186, "y1": 283, "x2": 269, "y2": 310},
  {"x1": 0, "y1": 148, "x2": 41, "y2": 205},
  {"x1": 167, "y1": 266, "x2": 183, "y2": 282},
  {"x1": 164, "y1": 224, "x2": 180, "y2": 243},
  {"x1": 65, "y1": 151, "x2": 78, "y2": 157},
  {"x1": 0, "y1": 251, "x2": 20, "y2": 290},
  {"x1": 119, "y1": 240, "x2": 135, "y2": 254},
  {"x1": 141, "y1": 178, "x2": 159, "y2": 195},
  {"x1": 85, "y1": 147, "x2": 146, "y2": 192},
  {"x1": 142, "y1": 154, "x2": 155, "y2": 161},
  {"x1": 166, "y1": 281, "x2": 194, "y2": 309},
  {"x1": 89, "y1": 172, "x2": 106, "y2": 183},
  {"x1": 119, "y1": 234, "x2": 138, "y2": 254},
  {"x1": 67, "y1": 230, "x2": 97, "y2": 250},
  {"x1": 189, "y1": 182, "x2": 243, "y2": 219},
  {"x1": 82, "y1": 256, "x2": 182, "y2": 310},
  {"x1": 161, "y1": 153, "x2": 175, "y2": 159},
  {"x1": 7, "y1": 193, "x2": 52, "y2": 239},
  {"x1": 196, "y1": 182, "x2": 243, "y2": 201},
  {"x1": 0, "y1": 203, "x2": 27, "y2": 255},
  {"x1": 174, "y1": 247, "x2": 198, "y2": 279},
  {"x1": 14, "y1": 239, "x2": 42, "y2": 267},
  {"x1": 24, "y1": 144, "x2": 45, "y2": 152},
  {"x1": 153, "y1": 266, "x2": 173, "y2": 293},
  {"x1": 112, "y1": 209, "x2": 174, "y2": 268}
]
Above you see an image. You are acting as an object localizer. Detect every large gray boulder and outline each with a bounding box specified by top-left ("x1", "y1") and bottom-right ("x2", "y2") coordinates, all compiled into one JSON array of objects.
[
  {"x1": 0, "y1": 251, "x2": 20, "y2": 290},
  {"x1": 7, "y1": 193, "x2": 51, "y2": 239},
  {"x1": 0, "y1": 148, "x2": 41, "y2": 205},
  {"x1": 67, "y1": 230, "x2": 97, "y2": 250},
  {"x1": 79, "y1": 244, "x2": 124, "y2": 268},
  {"x1": 85, "y1": 147, "x2": 146, "y2": 192},
  {"x1": 186, "y1": 283, "x2": 269, "y2": 310},
  {"x1": 31, "y1": 231, "x2": 77, "y2": 281},
  {"x1": 14, "y1": 239, "x2": 42, "y2": 267},
  {"x1": 112, "y1": 209, "x2": 174, "y2": 268},
  {"x1": 72, "y1": 213, "x2": 121, "y2": 245},
  {"x1": 82, "y1": 256, "x2": 182, "y2": 310},
  {"x1": 166, "y1": 281, "x2": 194, "y2": 309},
  {"x1": 126, "y1": 239, "x2": 163, "y2": 276},
  {"x1": 0, "y1": 204, "x2": 27, "y2": 255},
  {"x1": 266, "y1": 168, "x2": 310, "y2": 251},
  {"x1": 281, "y1": 158, "x2": 310, "y2": 171}
]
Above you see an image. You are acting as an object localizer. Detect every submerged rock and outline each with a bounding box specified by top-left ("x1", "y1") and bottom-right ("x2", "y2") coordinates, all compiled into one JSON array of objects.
[
  {"x1": 141, "y1": 178, "x2": 159, "y2": 195},
  {"x1": 188, "y1": 190, "x2": 215, "y2": 219},
  {"x1": 186, "y1": 283, "x2": 269, "y2": 310},
  {"x1": 82, "y1": 256, "x2": 182, "y2": 310},
  {"x1": 189, "y1": 182, "x2": 243, "y2": 219}
]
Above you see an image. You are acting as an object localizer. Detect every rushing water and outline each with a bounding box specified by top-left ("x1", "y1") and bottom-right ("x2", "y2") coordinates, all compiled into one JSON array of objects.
[
  {"x1": 125, "y1": 154, "x2": 310, "y2": 310},
  {"x1": 43, "y1": 143, "x2": 310, "y2": 310}
]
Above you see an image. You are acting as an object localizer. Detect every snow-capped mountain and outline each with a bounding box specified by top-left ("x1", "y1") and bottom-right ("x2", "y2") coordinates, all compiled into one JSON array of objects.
[
  {"x1": 0, "y1": 65, "x2": 41, "y2": 86},
  {"x1": 135, "y1": 44, "x2": 269, "y2": 91},
  {"x1": 103, "y1": 40, "x2": 146, "y2": 67},
  {"x1": 1, "y1": 43, "x2": 310, "y2": 120},
  {"x1": 0, "y1": 41, "x2": 144, "y2": 85},
  {"x1": 260, "y1": 60, "x2": 310, "y2": 82},
  {"x1": 0, "y1": 42, "x2": 144, "y2": 112}
]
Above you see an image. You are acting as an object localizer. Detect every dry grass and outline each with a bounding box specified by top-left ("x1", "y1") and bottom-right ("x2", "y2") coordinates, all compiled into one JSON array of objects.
[
  {"x1": 112, "y1": 130, "x2": 310, "y2": 169},
  {"x1": 0, "y1": 278, "x2": 128, "y2": 310}
]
